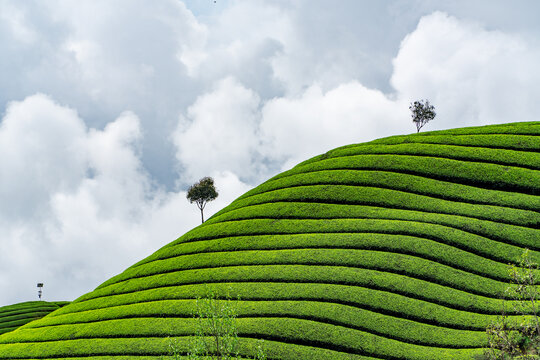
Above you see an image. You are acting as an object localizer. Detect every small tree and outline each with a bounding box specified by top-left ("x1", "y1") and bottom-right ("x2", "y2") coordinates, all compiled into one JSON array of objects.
[
  {"x1": 509, "y1": 250, "x2": 540, "y2": 337},
  {"x1": 188, "y1": 291, "x2": 239, "y2": 360},
  {"x1": 484, "y1": 249, "x2": 540, "y2": 359},
  {"x1": 164, "y1": 290, "x2": 266, "y2": 360},
  {"x1": 409, "y1": 99, "x2": 436, "y2": 133},
  {"x1": 187, "y1": 177, "x2": 218, "y2": 223}
]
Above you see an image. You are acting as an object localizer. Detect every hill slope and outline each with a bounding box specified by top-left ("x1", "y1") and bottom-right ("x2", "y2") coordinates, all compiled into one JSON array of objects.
[
  {"x1": 0, "y1": 301, "x2": 69, "y2": 336},
  {"x1": 0, "y1": 121, "x2": 539, "y2": 359}
]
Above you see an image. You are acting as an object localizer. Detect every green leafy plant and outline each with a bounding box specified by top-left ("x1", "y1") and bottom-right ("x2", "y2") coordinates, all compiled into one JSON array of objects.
[
  {"x1": 163, "y1": 290, "x2": 266, "y2": 360},
  {"x1": 164, "y1": 337, "x2": 182, "y2": 360},
  {"x1": 508, "y1": 250, "x2": 540, "y2": 336},
  {"x1": 485, "y1": 249, "x2": 540, "y2": 359},
  {"x1": 188, "y1": 290, "x2": 239, "y2": 360}
]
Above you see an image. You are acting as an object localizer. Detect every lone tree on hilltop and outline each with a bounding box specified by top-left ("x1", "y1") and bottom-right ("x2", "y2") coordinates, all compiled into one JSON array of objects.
[
  {"x1": 409, "y1": 99, "x2": 436, "y2": 133},
  {"x1": 187, "y1": 177, "x2": 218, "y2": 223}
]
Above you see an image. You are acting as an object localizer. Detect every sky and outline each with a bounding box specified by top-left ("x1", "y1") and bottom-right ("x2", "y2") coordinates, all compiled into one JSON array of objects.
[{"x1": 1, "y1": 0, "x2": 540, "y2": 306}]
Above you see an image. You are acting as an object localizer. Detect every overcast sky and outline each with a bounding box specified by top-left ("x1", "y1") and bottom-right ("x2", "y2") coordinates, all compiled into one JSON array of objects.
[{"x1": 1, "y1": 0, "x2": 540, "y2": 306}]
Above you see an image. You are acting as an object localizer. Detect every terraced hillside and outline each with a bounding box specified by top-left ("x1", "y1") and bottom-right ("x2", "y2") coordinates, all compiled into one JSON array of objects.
[
  {"x1": 0, "y1": 301, "x2": 69, "y2": 336},
  {"x1": 0, "y1": 121, "x2": 539, "y2": 359}
]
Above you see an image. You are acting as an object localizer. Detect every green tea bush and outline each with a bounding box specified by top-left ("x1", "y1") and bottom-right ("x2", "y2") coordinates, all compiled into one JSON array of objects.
[{"x1": 0, "y1": 121, "x2": 538, "y2": 360}]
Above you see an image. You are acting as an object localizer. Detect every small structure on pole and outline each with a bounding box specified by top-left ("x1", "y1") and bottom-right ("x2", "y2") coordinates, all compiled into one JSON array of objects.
[{"x1": 37, "y1": 283, "x2": 43, "y2": 300}]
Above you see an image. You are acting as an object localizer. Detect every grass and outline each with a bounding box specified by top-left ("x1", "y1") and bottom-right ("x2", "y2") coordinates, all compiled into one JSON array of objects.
[{"x1": 0, "y1": 121, "x2": 538, "y2": 360}]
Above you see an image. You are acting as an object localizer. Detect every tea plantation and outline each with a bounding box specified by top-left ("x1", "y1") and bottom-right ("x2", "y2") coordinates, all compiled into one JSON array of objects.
[
  {"x1": 0, "y1": 121, "x2": 538, "y2": 359},
  {"x1": 0, "y1": 301, "x2": 68, "y2": 336}
]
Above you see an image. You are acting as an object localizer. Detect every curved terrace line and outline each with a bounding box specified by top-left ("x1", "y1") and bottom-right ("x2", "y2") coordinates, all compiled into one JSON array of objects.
[
  {"x1": 312, "y1": 145, "x2": 540, "y2": 171},
  {"x1": 0, "y1": 305, "x2": 59, "y2": 317},
  {"x1": 42, "y1": 282, "x2": 523, "y2": 328},
  {"x1": 269, "y1": 167, "x2": 539, "y2": 198},
  {"x1": 82, "y1": 255, "x2": 513, "y2": 301},
  {"x1": 228, "y1": 170, "x2": 540, "y2": 213},
  {"x1": 202, "y1": 208, "x2": 540, "y2": 252},
  {"x1": 1, "y1": 310, "x2": 56, "y2": 318},
  {"x1": 363, "y1": 133, "x2": 540, "y2": 149},
  {"x1": 0, "y1": 313, "x2": 485, "y2": 350},
  {"x1": 0, "y1": 321, "x2": 487, "y2": 357},
  {"x1": 206, "y1": 195, "x2": 540, "y2": 230},
  {"x1": 104, "y1": 245, "x2": 516, "y2": 288},
  {"x1": 0, "y1": 334, "x2": 398, "y2": 360},
  {"x1": 26, "y1": 297, "x2": 501, "y2": 332},
  {"x1": 269, "y1": 159, "x2": 540, "y2": 195},
  {"x1": 125, "y1": 239, "x2": 516, "y2": 283},
  {"x1": 0, "y1": 314, "x2": 52, "y2": 325},
  {"x1": 126, "y1": 233, "x2": 528, "y2": 288},
  {"x1": 74, "y1": 266, "x2": 517, "y2": 310},
  {"x1": 162, "y1": 218, "x2": 538, "y2": 262},
  {"x1": 334, "y1": 137, "x2": 540, "y2": 154}
]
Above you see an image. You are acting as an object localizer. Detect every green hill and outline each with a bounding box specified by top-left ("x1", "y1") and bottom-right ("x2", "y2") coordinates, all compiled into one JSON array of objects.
[
  {"x1": 0, "y1": 301, "x2": 69, "y2": 336},
  {"x1": 0, "y1": 121, "x2": 539, "y2": 359}
]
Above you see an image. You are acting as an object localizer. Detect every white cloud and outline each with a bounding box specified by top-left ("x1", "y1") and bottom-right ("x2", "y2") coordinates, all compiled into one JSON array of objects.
[
  {"x1": 174, "y1": 9, "x2": 540, "y2": 181},
  {"x1": 186, "y1": 0, "x2": 391, "y2": 97},
  {"x1": 0, "y1": 1, "x2": 38, "y2": 44},
  {"x1": 45, "y1": 0, "x2": 204, "y2": 103},
  {"x1": 260, "y1": 82, "x2": 407, "y2": 170},
  {"x1": 0, "y1": 94, "x2": 210, "y2": 305},
  {"x1": 0, "y1": 94, "x2": 87, "y2": 220},
  {"x1": 3, "y1": 3, "x2": 540, "y2": 307},
  {"x1": 173, "y1": 77, "x2": 264, "y2": 183},
  {"x1": 174, "y1": 78, "x2": 407, "y2": 179},
  {"x1": 392, "y1": 11, "x2": 540, "y2": 128},
  {"x1": 176, "y1": 1, "x2": 290, "y2": 98},
  {"x1": 0, "y1": 0, "x2": 214, "y2": 188}
]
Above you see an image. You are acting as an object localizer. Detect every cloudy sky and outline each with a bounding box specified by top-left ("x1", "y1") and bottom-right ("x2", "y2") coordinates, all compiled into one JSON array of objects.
[{"x1": 1, "y1": 0, "x2": 540, "y2": 306}]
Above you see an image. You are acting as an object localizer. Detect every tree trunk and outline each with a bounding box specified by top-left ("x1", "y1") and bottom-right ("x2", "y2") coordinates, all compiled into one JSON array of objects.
[{"x1": 200, "y1": 208, "x2": 204, "y2": 223}]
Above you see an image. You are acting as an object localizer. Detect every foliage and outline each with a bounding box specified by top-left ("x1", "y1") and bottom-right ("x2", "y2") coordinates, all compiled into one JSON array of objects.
[
  {"x1": 187, "y1": 177, "x2": 219, "y2": 223},
  {"x1": 187, "y1": 290, "x2": 239, "y2": 360},
  {"x1": 409, "y1": 99, "x2": 436, "y2": 133},
  {"x1": 164, "y1": 290, "x2": 266, "y2": 360},
  {"x1": 484, "y1": 249, "x2": 540, "y2": 359}
]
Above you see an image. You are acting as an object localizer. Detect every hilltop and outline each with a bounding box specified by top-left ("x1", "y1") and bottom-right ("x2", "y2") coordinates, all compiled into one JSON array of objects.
[
  {"x1": 0, "y1": 301, "x2": 69, "y2": 336},
  {"x1": 0, "y1": 121, "x2": 538, "y2": 359}
]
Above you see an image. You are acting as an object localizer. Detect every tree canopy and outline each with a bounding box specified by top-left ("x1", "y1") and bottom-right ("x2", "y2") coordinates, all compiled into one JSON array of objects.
[
  {"x1": 187, "y1": 177, "x2": 219, "y2": 223},
  {"x1": 409, "y1": 99, "x2": 436, "y2": 133}
]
